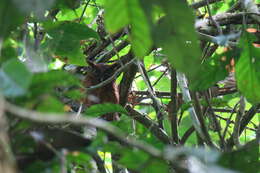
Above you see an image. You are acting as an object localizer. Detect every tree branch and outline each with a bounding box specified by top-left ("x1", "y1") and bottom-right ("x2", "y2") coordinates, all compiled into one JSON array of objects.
[
  {"x1": 3, "y1": 100, "x2": 162, "y2": 158},
  {"x1": 119, "y1": 53, "x2": 137, "y2": 106},
  {"x1": 125, "y1": 105, "x2": 172, "y2": 145},
  {"x1": 0, "y1": 98, "x2": 17, "y2": 173},
  {"x1": 137, "y1": 61, "x2": 165, "y2": 129},
  {"x1": 170, "y1": 69, "x2": 179, "y2": 144}
]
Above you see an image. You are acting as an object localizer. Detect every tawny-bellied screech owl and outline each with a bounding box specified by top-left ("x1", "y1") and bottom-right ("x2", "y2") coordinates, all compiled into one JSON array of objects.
[{"x1": 84, "y1": 60, "x2": 120, "y2": 121}]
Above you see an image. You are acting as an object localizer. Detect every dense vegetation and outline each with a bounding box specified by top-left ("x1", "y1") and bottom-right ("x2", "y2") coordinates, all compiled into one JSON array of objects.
[{"x1": 0, "y1": 0, "x2": 259, "y2": 172}]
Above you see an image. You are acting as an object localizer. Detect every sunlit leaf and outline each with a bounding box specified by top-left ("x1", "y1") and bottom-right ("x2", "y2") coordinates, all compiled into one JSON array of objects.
[
  {"x1": 105, "y1": 0, "x2": 152, "y2": 57},
  {"x1": 235, "y1": 31, "x2": 260, "y2": 104},
  {"x1": 36, "y1": 95, "x2": 65, "y2": 113},
  {"x1": 190, "y1": 52, "x2": 231, "y2": 91},
  {"x1": 155, "y1": 1, "x2": 201, "y2": 78},
  {"x1": 43, "y1": 21, "x2": 99, "y2": 65}
]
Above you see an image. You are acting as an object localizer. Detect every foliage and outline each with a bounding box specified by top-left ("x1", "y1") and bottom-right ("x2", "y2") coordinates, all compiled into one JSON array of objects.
[{"x1": 0, "y1": 0, "x2": 259, "y2": 173}]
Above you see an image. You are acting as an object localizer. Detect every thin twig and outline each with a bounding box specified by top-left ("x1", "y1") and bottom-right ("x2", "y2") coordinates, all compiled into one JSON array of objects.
[
  {"x1": 176, "y1": 73, "x2": 206, "y2": 143},
  {"x1": 108, "y1": 34, "x2": 124, "y2": 66},
  {"x1": 233, "y1": 96, "x2": 245, "y2": 147},
  {"x1": 137, "y1": 61, "x2": 165, "y2": 129},
  {"x1": 214, "y1": 114, "x2": 256, "y2": 132},
  {"x1": 180, "y1": 126, "x2": 195, "y2": 144},
  {"x1": 190, "y1": 92, "x2": 215, "y2": 147},
  {"x1": 239, "y1": 104, "x2": 260, "y2": 135},
  {"x1": 87, "y1": 31, "x2": 125, "y2": 61},
  {"x1": 197, "y1": 32, "x2": 237, "y2": 46},
  {"x1": 227, "y1": 0, "x2": 242, "y2": 12},
  {"x1": 135, "y1": 64, "x2": 165, "y2": 79},
  {"x1": 152, "y1": 67, "x2": 169, "y2": 87},
  {"x1": 222, "y1": 101, "x2": 240, "y2": 141},
  {"x1": 204, "y1": 94, "x2": 225, "y2": 148},
  {"x1": 98, "y1": 40, "x2": 129, "y2": 63},
  {"x1": 125, "y1": 105, "x2": 171, "y2": 144},
  {"x1": 206, "y1": 0, "x2": 223, "y2": 34},
  {"x1": 86, "y1": 58, "x2": 136, "y2": 91},
  {"x1": 79, "y1": 0, "x2": 91, "y2": 23}
]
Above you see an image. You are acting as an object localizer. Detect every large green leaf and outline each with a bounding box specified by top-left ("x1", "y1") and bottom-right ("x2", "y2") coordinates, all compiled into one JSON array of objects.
[
  {"x1": 119, "y1": 149, "x2": 149, "y2": 170},
  {"x1": 36, "y1": 95, "x2": 65, "y2": 113},
  {"x1": 189, "y1": 52, "x2": 231, "y2": 91},
  {"x1": 0, "y1": 1, "x2": 25, "y2": 38},
  {"x1": 30, "y1": 70, "x2": 80, "y2": 96},
  {"x1": 0, "y1": 39, "x2": 18, "y2": 64},
  {"x1": 0, "y1": 59, "x2": 32, "y2": 97},
  {"x1": 142, "y1": 159, "x2": 169, "y2": 173},
  {"x1": 155, "y1": 1, "x2": 201, "y2": 78},
  {"x1": 235, "y1": 31, "x2": 260, "y2": 104},
  {"x1": 218, "y1": 141, "x2": 259, "y2": 173},
  {"x1": 43, "y1": 21, "x2": 99, "y2": 65},
  {"x1": 105, "y1": 0, "x2": 152, "y2": 57},
  {"x1": 85, "y1": 103, "x2": 128, "y2": 117}
]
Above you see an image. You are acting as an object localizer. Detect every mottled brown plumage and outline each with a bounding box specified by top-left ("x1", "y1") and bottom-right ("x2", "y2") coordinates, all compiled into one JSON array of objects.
[{"x1": 84, "y1": 61, "x2": 120, "y2": 121}]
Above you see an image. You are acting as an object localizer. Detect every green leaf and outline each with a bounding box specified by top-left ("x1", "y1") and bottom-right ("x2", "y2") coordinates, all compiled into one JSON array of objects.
[
  {"x1": 235, "y1": 31, "x2": 260, "y2": 104},
  {"x1": 64, "y1": 89, "x2": 84, "y2": 100},
  {"x1": 218, "y1": 141, "x2": 259, "y2": 173},
  {"x1": 119, "y1": 148, "x2": 149, "y2": 169},
  {"x1": 44, "y1": 21, "x2": 99, "y2": 65},
  {"x1": 0, "y1": 59, "x2": 32, "y2": 97},
  {"x1": 105, "y1": 0, "x2": 152, "y2": 57},
  {"x1": 85, "y1": 103, "x2": 128, "y2": 117},
  {"x1": 0, "y1": 1, "x2": 25, "y2": 38},
  {"x1": 67, "y1": 152, "x2": 91, "y2": 165},
  {"x1": 142, "y1": 159, "x2": 168, "y2": 173},
  {"x1": 105, "y1": 0, "x2": 129, "y2": 33},
  {"x1": 46, "y1": 22, "x2": 99, "y2": 40},
  {"x1": 56, "y1": 8, "x2": 81, "y2": 21},
  {"x1": 30, "y1": 70, "x2": 80, "y2": 96},
  {"x1": 189, "y1": 52, "x2": 230, "y2": 91},
  {"x1": 0, "y1": 39, "x2": 18, "y2": 64},
  {"x1": 36, "y1": 95, "x2": 65, "y2": 113},
  {"x1": 155, "y1": 1, "x2": 201, "y2": 78},
  {"x1": 113, "y1": 115, "x2": 133, "y2": 134}
]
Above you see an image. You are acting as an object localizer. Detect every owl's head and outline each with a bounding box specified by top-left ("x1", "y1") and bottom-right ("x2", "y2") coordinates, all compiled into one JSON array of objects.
[{"x1": 86, "y1": 60, "x2": 119, "y2": 83}]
